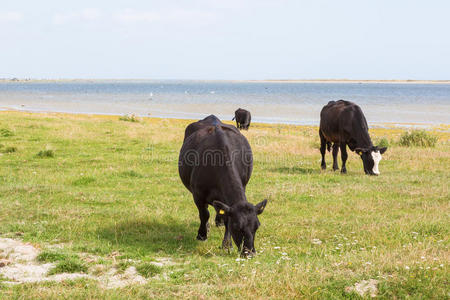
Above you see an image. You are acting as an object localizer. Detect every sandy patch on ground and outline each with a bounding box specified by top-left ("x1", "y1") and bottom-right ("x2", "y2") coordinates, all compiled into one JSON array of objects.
[
  {"x1": 0, "y1": 237, "x2": 174, "y2": 289},
  {"x1": 98, "y1": 266, "x2": 147, "y2": 289},
  {"x1": 345, "y1": 279, "x2": 379, "y2": 297}
]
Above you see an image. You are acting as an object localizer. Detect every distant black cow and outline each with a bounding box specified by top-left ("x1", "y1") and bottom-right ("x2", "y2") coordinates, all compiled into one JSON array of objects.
[
  {"x1": 179, "y1": 115, "x2": 267, "y2": 256},
  {"x1": 232, "y1": 108, "x2": 251, "y2": 130},
  {"x1": 319, "y1": 100, "x2": 387, "y2": 175}
]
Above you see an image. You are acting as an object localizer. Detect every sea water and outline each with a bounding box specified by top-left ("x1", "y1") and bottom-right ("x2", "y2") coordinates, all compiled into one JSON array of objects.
[{"x1": 0, "y1": 80, "x2": 449, "y2": 126}]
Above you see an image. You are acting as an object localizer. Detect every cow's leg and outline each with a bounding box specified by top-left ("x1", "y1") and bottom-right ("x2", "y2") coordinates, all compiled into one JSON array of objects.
[
  {"x1": 236, "y1": 120, "x2": 239, "y2": 128},
  {"x1": 319, "y1": 131, "x2": 327, "y2": 170},
  {"x1": 222, "y1": 217, "x2": 232, "y2": 252},
  {"x1": 194, "y1": 196, "x2": 210, "y2": 241},
  {"x1": 332, "y1": 143, "x2": 339, "y2": 171},
  {"x1": 245, "y1": 116, "x2": 250, "y2": 130},
  {"x1": 340, "y1": 143, "x2": 348, "y2": 174}
]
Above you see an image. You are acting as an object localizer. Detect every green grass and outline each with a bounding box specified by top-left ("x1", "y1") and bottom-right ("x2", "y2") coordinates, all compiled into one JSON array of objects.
[
  {"x1": 37, "y1": 250, "x2": 71, "y2": 263},
  {"x1": 37, "y1": 250, "x2": 88, "y2": 275},
  {"x1": 119, "y1": 114, "x2": 139, "y2": 123},
  {"x1": 374, "y1": 136, "x2": 390, "y2": 148},
  {"x1": 0, "y1": 111, "x2": 448, "y2": 299},
  {"x1": 115, "y1": 260, "x2": 133, "y2": 273},
  {"x1": 136, "y1": 262, "x2": 162, "y2": 278},
  {"x1": 36, "y1": 149, "x2": 55, "y2": 158},
  {"x1": 2, "y1": 146, "x2": 17, "y2": 153},
  {"x1": 399, "y1": 130, "x2": 438, "y2": 147},
  {"x1": 48, "y1": 259, "x2": 88, "y2": 275},
  {"x1": 72, "y1": 176, "x2": 96, "y2": 186},
  {"x1": 0, "y1": 128, "x2": 14, "y2": 137}
]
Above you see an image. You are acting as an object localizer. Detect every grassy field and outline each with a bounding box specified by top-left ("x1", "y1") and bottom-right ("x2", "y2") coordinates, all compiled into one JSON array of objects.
[{"x1": 0, "y1": 111, "x2": 448, "y2": 299}]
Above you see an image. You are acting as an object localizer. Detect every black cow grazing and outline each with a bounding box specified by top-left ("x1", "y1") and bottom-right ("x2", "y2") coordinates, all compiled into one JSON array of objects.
[
  {"x1": 319, "y1": 100, "x2": 387, "y2": 175},
  {"x1": 232, "y1": 108, "x2": 251, "y2": 130},
  {"x1": 179, "y1": 115, "x2": 267, "y2": 256}
]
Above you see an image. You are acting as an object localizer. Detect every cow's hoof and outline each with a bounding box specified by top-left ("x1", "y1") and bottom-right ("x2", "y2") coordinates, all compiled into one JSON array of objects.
[
  {"x1": 341, "y1": 168, "x2": 347, "y2": 174},
  {"x1": 222, "y1": 239, "x2": 232, "y2": 250},
  {"x1": 241, "y1": 248, "x2": 255, "y2": 258},
  {"x1": 321, "y1": 165, "x2": 326, "y2": 170},
  {"x1": 196, "y1": 234, "x2": 207, "y2": 241}
]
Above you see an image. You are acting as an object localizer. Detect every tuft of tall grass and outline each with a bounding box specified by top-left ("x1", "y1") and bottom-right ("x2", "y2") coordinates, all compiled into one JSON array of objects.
[
  {"x1": 119, "y1": 170, "x2": 143, "y2": 178},
  {"x1": 0, "y1": 128, "x2": 14, "y2": 137},
  {"x1": 399, "y1": 130, "x2": 437, "y2": 147},
  {"x1": 119, "y1": 114, "x2": 139, "y2": 122},
  {"x1": 136, "y1": 262, "x2": 162, "y2": 278},
  {"x1": 38, "y1": 250, "x2": 88, "y2": 275},
  {"x1": 375, "y1": 137, "x2": 390, "y2": 148},
  {"x1": 72, "y1": 176, "x2": 96, "y2": 186},
  {"x1": 3, "y1": 146, "x2": 17, "y2": 153},
  {"x1": 37, "y1": 250, "x2": 72, "y2": 263},
  {"x1": 36, "y1": 149, "x2": 55, "y2": 158},
  {"x1": 48, "y1": 258, "x2": 88, "y2": 275},
  {"x1": 115, "y1": 261, "x2": 133, "y2": 273}
]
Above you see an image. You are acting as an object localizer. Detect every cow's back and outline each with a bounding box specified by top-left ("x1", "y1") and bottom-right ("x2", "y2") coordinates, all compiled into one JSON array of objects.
[
  {"x1": 235, "y1": 109, "x2": 251, "y2": 124},
  {"x1": 183, "y1": 115, "x2": 221, "y2": 142},
  {"x1": 179, "y1": 117, "x2": 252, "y2": 195},
  {"x1": 320, "y1": 100, "x2": 367, "y2": 144}
]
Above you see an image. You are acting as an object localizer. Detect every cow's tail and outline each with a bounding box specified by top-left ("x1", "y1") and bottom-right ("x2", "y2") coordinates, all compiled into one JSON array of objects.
[
  {"x1": 232, "y1": 116, "x2": 235, "y2": 121},
  {"x1": 326, "y1": 142, "x2": 332, "y2": 152}
]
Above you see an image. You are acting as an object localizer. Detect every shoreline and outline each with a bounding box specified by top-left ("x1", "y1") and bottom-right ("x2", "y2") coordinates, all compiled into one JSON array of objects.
[
  {"x1": 1, "y1": 78, "x2": 450, "y2": 84},
  {"x1": 1, "y1": 108, "x2": 449, "y2": 131},
  {"x1": 245, "y1": 79, "x2": 450, "y2": 84}
]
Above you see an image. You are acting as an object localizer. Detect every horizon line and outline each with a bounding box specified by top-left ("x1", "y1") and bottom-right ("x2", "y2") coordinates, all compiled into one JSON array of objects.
[{"x1": 1, "y1": 78, "x2": 450, "y2": 84}]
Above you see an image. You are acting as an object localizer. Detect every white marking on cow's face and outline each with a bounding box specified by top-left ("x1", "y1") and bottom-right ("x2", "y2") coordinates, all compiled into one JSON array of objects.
[{"x1": 371, "y1": 151, "x2": 382, "y2": 175}]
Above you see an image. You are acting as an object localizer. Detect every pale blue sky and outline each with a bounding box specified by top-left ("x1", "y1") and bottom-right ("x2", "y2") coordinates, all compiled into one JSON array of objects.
[{"x1": 1, "y1": 0, "x2": 449, "y2": 80}]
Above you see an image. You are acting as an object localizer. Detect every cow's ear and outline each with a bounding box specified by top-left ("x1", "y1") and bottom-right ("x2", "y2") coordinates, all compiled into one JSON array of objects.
[
  {"x1": 255, "y1": 199, "x2": 268, "y2": 215},
  {"x1": 213, "y1": 201, "x2": 231, "y2": 215},
  {"x1": 355, "y1": 148, "x2": 365, "y2": 156},
  {"x1": 378, "y1": 147, "x2": 387, "y2": 154}
]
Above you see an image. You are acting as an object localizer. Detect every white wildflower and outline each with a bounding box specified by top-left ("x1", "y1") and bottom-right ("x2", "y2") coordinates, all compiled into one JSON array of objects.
[{"x1": 312, "y1": 238, "x2": 322, "y2": 245}]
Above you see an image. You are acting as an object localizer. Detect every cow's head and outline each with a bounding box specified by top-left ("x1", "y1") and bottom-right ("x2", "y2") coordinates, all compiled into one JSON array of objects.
[
  {"x1": 355, "y1": 146, "x2": 387, "y2": 175},
  {"x1": 213, "y1": 199, "x2": 267, "y2": 257}
]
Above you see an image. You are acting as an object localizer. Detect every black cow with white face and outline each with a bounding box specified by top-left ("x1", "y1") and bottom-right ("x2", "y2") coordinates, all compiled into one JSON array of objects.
[
  {"x1": 179, "y1": 115, "x2": 267, "y2": 256},
  {"x1": 319, "y1": 100, "x2": 387, "y2": 175}
]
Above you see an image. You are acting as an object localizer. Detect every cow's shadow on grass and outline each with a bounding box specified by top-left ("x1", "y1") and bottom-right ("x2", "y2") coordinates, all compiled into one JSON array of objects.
[
  {"x1": 270, "y1": 166, "x2": 318, "y2": 174},
  {"x1": 97, "y1": 218, "x2": 198, "y2": 255}
]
